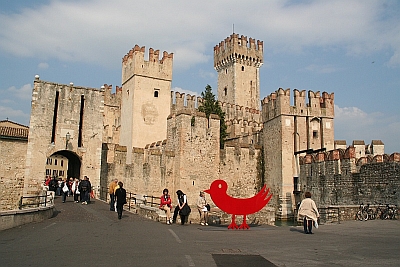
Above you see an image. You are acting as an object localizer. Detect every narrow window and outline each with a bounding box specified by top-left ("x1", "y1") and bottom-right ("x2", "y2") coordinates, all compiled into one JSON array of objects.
[
  {"x1": 294, "y1": 177, "x2": 299, "y2": 192},
  {"x1": 51, "y1": 91, "x2": 59, "y2": 143},
  {"x1": 78, "y1": 95, "x2": 84, "y2": 147},
  {"x1": 54, "y1": 159, "x2": 58, "y2": 166},
  {"x1": 241, "y1": 66, "x2": 245, "y2": 71},
  {"x1": 224, "y1": 87, "x2": 227, "y2": 96},
  {"x1": 61, "y1": 160, "x2": 63, "y2": 167},
  {"x1": 154, "y1": 89, "x2": 160, "y2": 97},
  {"x1": 313, "y1": 130, "x2": 318, "y2": 138}
]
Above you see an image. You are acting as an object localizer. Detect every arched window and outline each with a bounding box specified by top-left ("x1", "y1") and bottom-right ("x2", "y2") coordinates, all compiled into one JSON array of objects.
[{"x1": 242, "y1": 66, "x2": 245, "y2": 71}]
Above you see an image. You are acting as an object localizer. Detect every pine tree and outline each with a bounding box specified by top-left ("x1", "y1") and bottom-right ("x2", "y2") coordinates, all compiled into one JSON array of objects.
[{"x1": 198, "y1": 85, "x2": 227, "y2": 148}]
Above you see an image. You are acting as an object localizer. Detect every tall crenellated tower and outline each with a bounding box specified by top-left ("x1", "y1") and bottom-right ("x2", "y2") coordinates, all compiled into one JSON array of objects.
[
  {"x1": 120, "y1": 45, "x2": 173, "y2": 162},
  {"x1": 214, "y1": 34, "x2": 263, "y2": 110},
  {"x1": 261, "y1": 89, "x2": 334, "y2": 219}
]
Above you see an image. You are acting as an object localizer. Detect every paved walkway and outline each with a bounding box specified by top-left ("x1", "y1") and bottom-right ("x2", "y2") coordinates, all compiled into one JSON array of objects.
[{"x1": 0, "y1": 196, "x2": 399, "y2": 267}]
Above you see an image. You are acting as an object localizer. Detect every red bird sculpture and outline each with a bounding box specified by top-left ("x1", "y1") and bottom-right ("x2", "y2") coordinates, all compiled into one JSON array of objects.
[{"x1": 205, "y1": 179, "x2": 273, "y2": 229}]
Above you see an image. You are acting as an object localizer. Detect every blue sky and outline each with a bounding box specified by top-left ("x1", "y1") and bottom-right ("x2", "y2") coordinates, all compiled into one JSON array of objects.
[{"x1": 1, "y1": 0, "x2": 399, "y2": 153}]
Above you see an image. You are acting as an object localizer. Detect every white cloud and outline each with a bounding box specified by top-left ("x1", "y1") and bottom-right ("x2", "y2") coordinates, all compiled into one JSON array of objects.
[
  {"x1": 38, "y1": 62, "x2": 49, "y2": 69},
  {"x1": 334, "y1": 105, "x2": 400, "y2": 153},
  {"x1": 302, "y1": 64, "x2": 340, "y2": 74},
  {"x1": 0, "y1": 0, "x2": 399, "y2": 68},
  {"x1": 6, "y1": 84, "x2": 32, "y2": 100},
  {"x1": 0, "y1": 105, "x2": 30, "y2": 125},
  {"x1": 172, "y1": 87, "x2": 198, "y2": 97}
]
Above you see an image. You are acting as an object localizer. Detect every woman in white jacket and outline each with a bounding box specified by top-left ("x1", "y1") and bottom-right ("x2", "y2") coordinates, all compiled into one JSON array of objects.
[
  {"x1": 71, "y1": 178, "x2": 80, "y2": 203},
  {"x1": 298, "y1": 192, "x2": 319, "y2": 234}
]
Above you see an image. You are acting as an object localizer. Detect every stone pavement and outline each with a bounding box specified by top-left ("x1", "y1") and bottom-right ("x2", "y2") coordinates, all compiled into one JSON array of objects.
[{"x1": 0, "y1": 195, "x2": 399, "y2": 267}]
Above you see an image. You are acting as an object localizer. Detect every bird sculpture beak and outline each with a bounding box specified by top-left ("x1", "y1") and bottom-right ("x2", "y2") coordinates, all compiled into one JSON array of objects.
[{"x1": 204, "y1": 189, "x2": 210, "y2": 194}]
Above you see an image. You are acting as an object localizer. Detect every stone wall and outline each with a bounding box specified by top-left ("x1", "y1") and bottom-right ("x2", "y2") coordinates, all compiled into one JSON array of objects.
[
  {"x1": 0, "y1": 139, "x2": 26, "y2": 210},
  {"x1": 299, "y1": 150, "x2": 400, "y2": 207}
]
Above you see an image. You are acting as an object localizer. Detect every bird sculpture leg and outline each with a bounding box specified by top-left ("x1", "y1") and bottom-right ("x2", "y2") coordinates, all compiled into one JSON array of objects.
[
  {"x1": 228, "y1": 214, "x2": 239, "y2": 229},
  {"x1": 238, "y1": 215, "x2": 250, "y2": 229}
]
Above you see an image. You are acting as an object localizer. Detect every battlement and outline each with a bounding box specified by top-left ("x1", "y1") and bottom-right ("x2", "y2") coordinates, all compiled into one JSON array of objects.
[
  {"x1": 121, "y1": 45, "x2": 173, "y2": 85},
  {"x1": 261, "y1": 88, "x2": 334, "y2": 121},
  {"x1": 214, "y1": 33, "x2": 263, "y2": 71},
  {"x1": 103, "y1": 84, "x2": 122, "y2": 107}
]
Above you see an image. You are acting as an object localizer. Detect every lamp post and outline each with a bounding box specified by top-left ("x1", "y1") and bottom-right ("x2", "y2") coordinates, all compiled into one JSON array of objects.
[{"x1": 65, "y1": 132, "x2": 71, "y2": 149}]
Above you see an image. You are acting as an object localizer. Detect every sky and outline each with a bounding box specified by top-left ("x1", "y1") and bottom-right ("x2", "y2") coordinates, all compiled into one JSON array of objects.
[{"x1": 1, "y1": 0, "x2": 399, "y2": 154}]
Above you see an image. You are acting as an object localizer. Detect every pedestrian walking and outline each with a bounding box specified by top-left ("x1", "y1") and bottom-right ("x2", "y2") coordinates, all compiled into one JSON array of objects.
[
  {"x1": 108, "y1": 179, "x2": 118, "y2": 211},
  {"x1": 297, "y1": 191, "x2": 319, "y2": 234},
  {"x1": 115, "y1": 182, "x2": 126, "y2": 219},
  {"x1": 61, "y1": 178, "x2": 70, "y2": 203}
]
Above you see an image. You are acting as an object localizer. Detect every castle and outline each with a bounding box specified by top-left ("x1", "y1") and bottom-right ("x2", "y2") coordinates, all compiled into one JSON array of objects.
[{"x1": 1, "y1": 33, "x2": 399, "y2": 221}]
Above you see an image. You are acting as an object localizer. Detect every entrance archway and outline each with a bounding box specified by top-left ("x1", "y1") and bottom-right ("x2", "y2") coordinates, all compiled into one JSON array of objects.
[{"x1": 47, "y1": 150, "x2": 81, "y2": 179}]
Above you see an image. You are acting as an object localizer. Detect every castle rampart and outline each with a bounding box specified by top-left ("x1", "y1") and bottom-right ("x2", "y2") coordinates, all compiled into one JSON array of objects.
[
  {"x1": 299, "y1": 146, "x2": 400, "y2": 206},
  {"x1": 261, "y1": 88, "x2": 335, "y2": 121},
  {"x1": 214, "y1": 34, "x2": 263, "y2": 70},
  {"x1": 122, "y1": 45, "x2": 173, "y2": 85}
]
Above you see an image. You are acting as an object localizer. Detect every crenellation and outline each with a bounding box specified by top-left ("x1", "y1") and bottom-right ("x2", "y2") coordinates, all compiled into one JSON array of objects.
[{"x1": 121, "y1": 45, "x2": 173, "y2": 86}]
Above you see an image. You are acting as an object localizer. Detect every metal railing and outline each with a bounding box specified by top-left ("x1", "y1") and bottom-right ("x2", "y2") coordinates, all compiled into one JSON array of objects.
[
  {"x1": 293, "y1": 206, "x2": 340, "y2": 224},
  {"x1": 100, "y1": 187, "x2": 161, "y2": 211},
  {"x1": 19, "y1": 193, "x2": 54, "y2": 209}
]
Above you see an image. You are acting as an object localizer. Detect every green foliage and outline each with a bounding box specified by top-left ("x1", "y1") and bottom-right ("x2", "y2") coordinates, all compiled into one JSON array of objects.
[{"x1": 198, "y1": 85, "x2": 227, "y2": 148}]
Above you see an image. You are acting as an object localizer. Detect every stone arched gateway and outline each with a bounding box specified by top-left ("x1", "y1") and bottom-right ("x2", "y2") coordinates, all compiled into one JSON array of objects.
[{"x1": 46, "y1": 150, "x2": 81, "y2": 179}]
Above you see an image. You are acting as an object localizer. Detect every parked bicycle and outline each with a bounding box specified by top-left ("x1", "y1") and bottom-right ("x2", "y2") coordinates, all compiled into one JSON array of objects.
[
  {"x1": 380, "y1": 204, "x2": 398, "y2": 220},
  {"x1": 356, "y1": 203, "x2": 369, "y2": 221}
]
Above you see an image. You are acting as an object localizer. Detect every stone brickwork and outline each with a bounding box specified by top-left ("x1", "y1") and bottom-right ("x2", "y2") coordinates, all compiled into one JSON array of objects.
[
  {"x1": 214, "y1": 33, "x2": 263, "y2": 110},
  {"x1": 299, "y1": 148, "x2": 400, "y2": 207},
  {"x1": 120, "y1": 46, "x2": 173, "y2": 163},
  {"x1": 262, "y1": 88, "x2": 335, "y2": 218},
  {"x1": 24, "y1": 78, "x2": 105, "y2": 196},
  {"x1": 0, "y1": 139, "x2": 26, "y2": 210}
]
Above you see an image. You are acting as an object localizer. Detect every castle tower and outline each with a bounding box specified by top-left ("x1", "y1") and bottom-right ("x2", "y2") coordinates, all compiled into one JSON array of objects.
[
  {"x1": 120, "y1": 45, "x2": 173, "y2": 162},
  {"x1": 214, "y1": 34, "x2": 263, "y2": 110},
  {"x1": 262, "y1": 89, "x2": 334, "y2": 219}
]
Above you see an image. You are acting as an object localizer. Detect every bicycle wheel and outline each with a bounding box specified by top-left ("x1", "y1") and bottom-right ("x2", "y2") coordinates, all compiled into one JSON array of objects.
[
  {"x1": 356, "y1": 211, "x2": 367, "y2": 221},
  {"x1": 356, "y1": 211, "x2": 363, "y2": 221},
  {"x1": 368, "y1": 210, "x2": 376, "y2": 220},
  {"x1": 388, "y1": 209, "x2": 394, "y2": 220},
  {"x1": 362, "y1": 211, "x2": 368, "y2": 221}
]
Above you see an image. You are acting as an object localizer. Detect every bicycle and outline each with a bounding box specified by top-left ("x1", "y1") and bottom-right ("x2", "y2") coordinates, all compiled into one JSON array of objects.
[
  {"x1": 356, "y1": 203, "x2": 369, "y2": 221},
  {"x1": 385, "y1": 204, "x2": 398, "y2": 220}
]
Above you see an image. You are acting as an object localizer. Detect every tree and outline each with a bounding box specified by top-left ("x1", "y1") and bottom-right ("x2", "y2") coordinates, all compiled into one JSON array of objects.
[{"x1": 198, "y1": 85, "x2": 227, "y2": 148}]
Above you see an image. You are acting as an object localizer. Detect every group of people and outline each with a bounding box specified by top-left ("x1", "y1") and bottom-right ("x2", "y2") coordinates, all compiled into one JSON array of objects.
[
  {"x1": 105, "y1": 178, "x2": 320, "y2": 233},
  {"x1": 44, "y1": 175, "x2": 93, "y2": 204},
  {"x1": 159, "y1": 189, "x2": 209, "y2": 226}
]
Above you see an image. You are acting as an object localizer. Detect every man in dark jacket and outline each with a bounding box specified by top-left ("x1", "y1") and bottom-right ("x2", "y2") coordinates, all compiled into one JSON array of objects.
[
  {"x1": 115, "y1": 182, "x2": 127, "y2": 219},
  {"x1": 78, "y1": 176, "x2": 90, "y2": 204}
]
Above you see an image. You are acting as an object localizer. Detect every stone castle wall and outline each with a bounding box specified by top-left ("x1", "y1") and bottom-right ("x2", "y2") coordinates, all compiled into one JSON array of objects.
[
  {"x1": 0, "y1": 139, "x2": 26, "y2": 210},
  {"x1": 299, "y1": 148, "x2": 400, "y2": 207}
]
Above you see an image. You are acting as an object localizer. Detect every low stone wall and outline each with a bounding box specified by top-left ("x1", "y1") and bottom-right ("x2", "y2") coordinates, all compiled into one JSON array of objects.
[
  {"x1": 129, "y1": 203, "x2": 276, "y2": 226},
  {"x1": 0, "y1": 205, "x2": 55, "y2": 231}
]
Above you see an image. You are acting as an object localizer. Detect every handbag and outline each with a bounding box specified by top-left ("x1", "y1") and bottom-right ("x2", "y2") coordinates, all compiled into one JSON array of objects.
[
  {"x1": 179, "y1": 204, "x2": 191, "y2": 216},
  {"x1": 62, "y1": 184, "x2": 69, "y2": 193}
]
